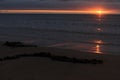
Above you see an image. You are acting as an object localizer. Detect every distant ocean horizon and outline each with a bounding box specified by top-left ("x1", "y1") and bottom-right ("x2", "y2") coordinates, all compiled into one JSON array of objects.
[{"x1": 0, "y1": 14, "x2": 120, "y2": 55}]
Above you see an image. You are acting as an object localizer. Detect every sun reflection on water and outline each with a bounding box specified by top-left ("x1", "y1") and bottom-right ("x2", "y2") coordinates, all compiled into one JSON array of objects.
[
  {"x1": 97, "y1": 27, "x2": 103, "y2": 32},
  {"x1": 95, "y1": 44, "x2": 101, "y2": 54},
  {"x1": 93, "y1": 40, "x2": 103, "y2": 54},
  {"x1": 94, "y1": 40, "x2": 103, "y2": 44},
  {"x1": 96, "y1": 11, "x2": 104, "y2": 33}
]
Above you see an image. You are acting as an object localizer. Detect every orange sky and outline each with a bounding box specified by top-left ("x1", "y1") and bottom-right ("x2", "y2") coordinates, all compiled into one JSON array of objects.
[
  {"x1": 0, "y1": 9, "x2": 119, "y2": 14},
  {"x1": 0, "y1": 0, "x2": 120, "y2": 14}
]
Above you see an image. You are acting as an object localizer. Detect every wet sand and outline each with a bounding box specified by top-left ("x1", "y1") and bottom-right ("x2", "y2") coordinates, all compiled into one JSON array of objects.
[{"x1": 0, "y1": 42, "x2": 120, "y2": 80}]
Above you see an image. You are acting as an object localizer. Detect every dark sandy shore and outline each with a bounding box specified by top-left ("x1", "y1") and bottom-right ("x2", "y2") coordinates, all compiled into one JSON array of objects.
[{"x1": 0, "y1": 42, "x2": 120, "y2": 80}]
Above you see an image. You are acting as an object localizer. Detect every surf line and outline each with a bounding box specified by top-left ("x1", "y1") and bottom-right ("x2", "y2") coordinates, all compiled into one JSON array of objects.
[{"x1": 0, "y1": 52, "x2": 103, "y2": 64}]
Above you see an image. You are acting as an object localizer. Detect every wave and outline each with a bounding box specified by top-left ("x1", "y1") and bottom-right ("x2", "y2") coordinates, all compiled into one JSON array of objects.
[
  {"x1": 48, "y1": 41, "x2": 120, "y2": 47},
  {"x1": 25, "y1": 27, "x2": 120, "y2": 36},
  {"x1": 0, "y1": 27, "x2": 120, "y2": 46},
  {"x1": 1, "y1": 26, "x2": 120, "y2": 35}
]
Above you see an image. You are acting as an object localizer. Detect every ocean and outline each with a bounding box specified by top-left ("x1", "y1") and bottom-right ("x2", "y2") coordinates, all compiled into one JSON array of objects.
[{"x1": 0, "y1": 14, "x2": 120, "y2": 55}]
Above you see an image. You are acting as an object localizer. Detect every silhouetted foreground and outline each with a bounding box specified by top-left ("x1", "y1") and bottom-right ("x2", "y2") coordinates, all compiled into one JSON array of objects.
[
  {"x1": 0, "y1": 52, "x2": 103, "y2": 64},
  {"x1": 2, "y1": 41, "x2": 37, "y2": 47}
]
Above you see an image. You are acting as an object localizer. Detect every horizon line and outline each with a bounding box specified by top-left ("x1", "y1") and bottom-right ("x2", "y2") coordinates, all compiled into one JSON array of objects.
[{"x1": 0, "y1": 10, "x2": 119, "y2": 14}]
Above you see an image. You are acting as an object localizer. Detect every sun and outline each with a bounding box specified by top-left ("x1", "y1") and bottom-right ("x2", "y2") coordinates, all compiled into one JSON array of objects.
[
  {"x1": 86, "y1": 8, "x2": 106, "y2": 15},
  {"x1": 95, "y1": 10, "x2": 103, "y2": 17},
  {"x1": 96, "y1": 10, "x2": 102, "y2": 14}
]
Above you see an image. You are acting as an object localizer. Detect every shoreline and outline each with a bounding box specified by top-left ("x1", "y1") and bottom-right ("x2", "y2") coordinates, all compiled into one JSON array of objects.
[
  {"x1": 0, "y1": 41, "x2": 119, "y2": 56},
  {"x1": 0, "y1": 41, "x2": 120, "y2": 80}
]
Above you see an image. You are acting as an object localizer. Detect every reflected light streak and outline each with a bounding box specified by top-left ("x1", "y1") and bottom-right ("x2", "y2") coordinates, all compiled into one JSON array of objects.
[
  {"x1": 98, "y1": 13, "x2": 102, "y2": 18},
  {"x1": 97, "y1": 28, "x2": 103, "y2": 32},
  {"x1": 95, "y1": 44, "x2": 101, "y2": 54},
  {"x1": 94, "y1": 40, "x2": 103, "y2": 54},
  {"x1": 98, "y1": 18, "x2": 101, "y2": 21},
  {"x1": 94, "y1": 40, "x2": 103, "y2": 44}
]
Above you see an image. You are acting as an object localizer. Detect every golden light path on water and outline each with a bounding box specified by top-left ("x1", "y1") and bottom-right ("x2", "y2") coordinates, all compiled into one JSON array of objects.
[
  {"x1": 93, "y1": 12, "x2": 104, "y2": 54},
  {"x1": 94, "y1": 40, "x2": 104, "y2": 54},
  {"x1": 96, "y1": 45, "x2": 101, "y2": 54}
]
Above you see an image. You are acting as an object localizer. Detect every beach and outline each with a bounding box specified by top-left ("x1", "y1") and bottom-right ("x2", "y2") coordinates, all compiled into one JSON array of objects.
[
  {"x1": 0, "y1": 0, "x2": 120, "y2": 80},
  {"x1": 0, "y1": 42, "x2": 120, "y2": 80}
]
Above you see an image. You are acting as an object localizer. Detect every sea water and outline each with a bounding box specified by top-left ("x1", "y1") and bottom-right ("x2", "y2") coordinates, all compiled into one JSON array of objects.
[{"x1": 0, "y1": 14, "x2": 120, "y2": 55}]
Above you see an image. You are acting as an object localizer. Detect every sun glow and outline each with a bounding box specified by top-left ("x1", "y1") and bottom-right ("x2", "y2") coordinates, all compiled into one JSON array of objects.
[
  {"x1": 89, "y1": 9, "x2": 107, "y2": 14},
  {"x1": 0, "y1": 9, "x2": 117, "y2": 14},
  {"x1": 85, "y1": 7, "x2": 116, "y2": 15},
  {"x1": 96, "y1": 10, "x2": 102, "y2": 14}
]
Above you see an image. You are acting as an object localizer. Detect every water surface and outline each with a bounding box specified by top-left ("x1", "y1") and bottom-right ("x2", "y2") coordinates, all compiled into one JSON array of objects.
[{"x1": 0, "y1": 14, "x2": 120, "y2": 55}]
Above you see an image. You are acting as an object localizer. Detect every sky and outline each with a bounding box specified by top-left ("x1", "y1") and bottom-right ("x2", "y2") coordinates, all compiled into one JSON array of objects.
[{"x1": 0, "y1": 0, "x2": 120, "y2": 13}]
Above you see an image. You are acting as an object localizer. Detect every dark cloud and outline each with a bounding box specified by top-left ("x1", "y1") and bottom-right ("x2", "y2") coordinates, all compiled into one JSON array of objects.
[
  {"x1": 0, "y1": 0, "x2": 4, "y2": 1},
  {"x1": 0, "y1": 0, "x2": 120, "y2": 11}
]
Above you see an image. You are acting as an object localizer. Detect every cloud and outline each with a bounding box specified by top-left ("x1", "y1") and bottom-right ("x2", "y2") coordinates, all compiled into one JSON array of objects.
[
  {"x1": 0, "y1": 0, "x2": 120, "y2": 10},
  {"x1": 0, "y1": 0, "x2": 4, "y2": 1}
]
